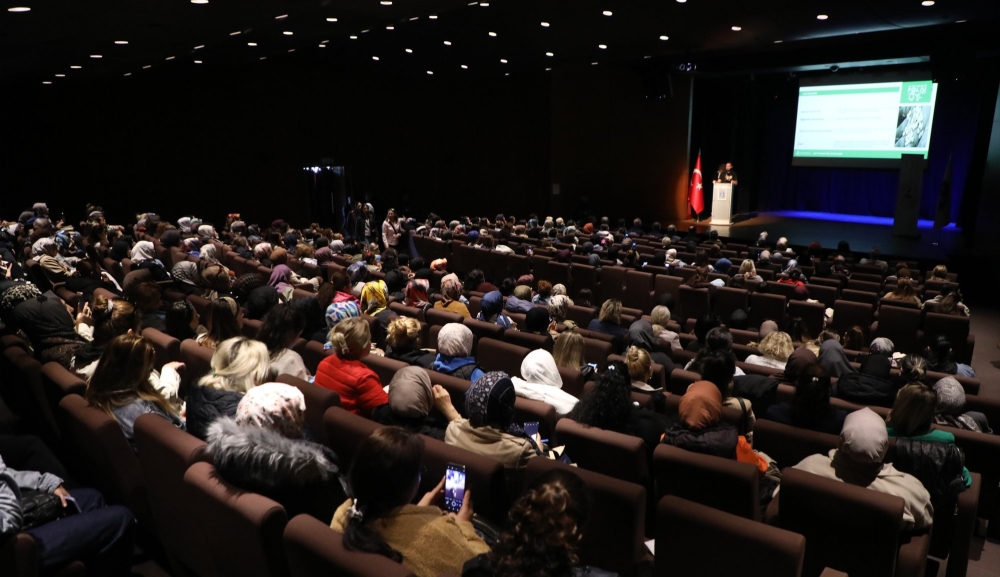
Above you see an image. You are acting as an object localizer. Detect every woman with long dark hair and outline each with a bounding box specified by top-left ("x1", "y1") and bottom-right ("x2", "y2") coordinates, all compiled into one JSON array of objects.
[{"x1": 256, "y1": 303, "x2": 309, "y2": 380}]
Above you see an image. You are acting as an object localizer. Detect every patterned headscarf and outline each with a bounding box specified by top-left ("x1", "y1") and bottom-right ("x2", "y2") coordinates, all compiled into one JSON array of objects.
[
  {"x1": 200, "y1": 244, "x2": 218, "y2": 262},
  {"x1": 235, "y1": 383, "x2": 306, "y2": 439},
  {"x1": 31, "y1": 237, "x2": 57, "y2": 260},
  {"x1": 325, "y1": 299, "x2": 361, "y2": 329},
  {"x1": 440, "y1": 273, "x2": 463, "y2": 304},
  {"x1": 361, "y1": 280, "x2": 388, "y2": 315},
  {"x1": 0, "y1": 283, "x2": 42, "y2": 317},
  {"x1": 933, "y1": 377, "x2": 982, "y2": 432},
  {"x1": 172, "y1": 261, "x2": 200, "y2": 286},
  {"x1": 404, "y1": 279, "x2": 430, "y2": 307},
  {"x1": 466, "y1": 371, "x2": 521, "y2": 434},
  {"x1": 253, "y1": 242, "x2": 273, "y2": 261}
]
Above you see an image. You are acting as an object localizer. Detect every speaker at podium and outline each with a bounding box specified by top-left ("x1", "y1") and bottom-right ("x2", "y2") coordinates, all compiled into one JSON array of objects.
[{"x1": 711, "y1": 182, "x2": 734, "y2": 225}]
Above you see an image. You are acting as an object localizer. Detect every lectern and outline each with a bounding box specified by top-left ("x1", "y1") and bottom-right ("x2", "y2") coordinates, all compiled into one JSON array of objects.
[{"x1": 710, "y1": 182, "x2": 734, "y2": 225}]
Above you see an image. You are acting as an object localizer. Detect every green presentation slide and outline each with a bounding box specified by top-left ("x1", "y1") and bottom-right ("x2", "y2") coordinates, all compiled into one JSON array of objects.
[{"x1": 793, "y1": 80, "x2": 938, "y2": 161}]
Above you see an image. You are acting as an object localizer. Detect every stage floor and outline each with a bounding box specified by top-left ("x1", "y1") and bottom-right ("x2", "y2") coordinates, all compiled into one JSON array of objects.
[{"x1": 679, "y1": 211, "x2": 964, "y2": 263}]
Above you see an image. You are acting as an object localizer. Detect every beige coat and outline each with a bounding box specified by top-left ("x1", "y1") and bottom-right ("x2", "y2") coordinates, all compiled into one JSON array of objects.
[
  {"x1": 793, "y1": 450, "x2": 934, "y2": 531},
  {"x1": 330, "y1": 500, "x2": 489, "y2": 577},
  {"x1": 445, "y1": 418, "x2": 536, "y2": 491}
]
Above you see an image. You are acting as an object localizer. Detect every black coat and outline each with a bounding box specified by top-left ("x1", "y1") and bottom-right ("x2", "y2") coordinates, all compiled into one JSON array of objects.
[
  {"x1": 370, "y1": 405, "x2": 450, "y2": 440},
  {"x1": 185, "y1": 385, "x2": 244, "y2": 440},
  {"x1": 893, "y1": 439, "x2": 966, "y2": 508},
  {"x1": 661, "y1": 422, "x2": 738, "y2": 459},
  {"x1": 836, "y1": 372, "x2": 899, "y2": 408}
]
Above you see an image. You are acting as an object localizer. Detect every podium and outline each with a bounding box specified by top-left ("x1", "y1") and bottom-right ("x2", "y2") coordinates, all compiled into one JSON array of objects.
[{"x1": 710, "y1": 182, "x2": 734, "y2": 225}]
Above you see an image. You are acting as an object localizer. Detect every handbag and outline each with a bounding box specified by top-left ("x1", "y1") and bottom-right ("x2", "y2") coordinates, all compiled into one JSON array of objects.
[{"x1": 20, "y1": 489, "x2": 64, "y2": 530}]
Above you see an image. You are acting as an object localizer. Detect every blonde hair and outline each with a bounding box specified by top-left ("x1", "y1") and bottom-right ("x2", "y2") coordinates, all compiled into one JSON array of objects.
[
  {"x1": 328, "y1": 316, "x2": 371, "y2": 360},
  {"x1": 650, "y1": 305, "x2": 671, "y2": 329},
  {"x1": 199, "y1": 337, "x2": 270, "y2": 393},
  {"x1": 888, "y1": 384, "x2": 937, "y2": 437},
  {"x1": 553, "y1": 330, "x2": 586, "y2": 369},
  {"x1": 625, "y1": 346, "x2": 652, "y2": 382},
  {"x1": 931, "y1": 264, "x2": 948, "y2": 279},
  {"x1": 758, "y1": 331, "x2": 794, "y2": 362},
  {"x1": 386, "y1": 316, "x2": 422, "y2": 350},
  {"x1": 598, "y1": 299, "x2": 622, "y2": 324},
  {"x1": 739, "y1": 260, "x2": 756, "y2": 276},
  {"x1": 295, "y1": 243, "x2": 315, "y2": 259}
]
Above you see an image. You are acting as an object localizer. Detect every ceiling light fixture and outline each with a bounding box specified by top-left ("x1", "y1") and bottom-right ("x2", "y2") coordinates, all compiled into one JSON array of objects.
[
  {"x1": 247, "y1": 42, "x2": 257, "y2": 46},
  {"x1": 318, "y1": 44, "x2": 326, "y2": 47},
  {"x1": 166, "y1": 56, "x2": 175, "y2": 60},
  {"x1": 546, "y1": 67, "x2": 552, "y2": 70},
  {"x1": 676, "y1": 0, "x2": 686, "y2": 3},
  {"x1": 327, "y1": 17, "x2": 338, "y2": 22},
  {"x1": 142, "y1": 65, "x2": 151, "y2": 69},
  {"x1": 191, "y1": 0, "x2": 208, "y2": 4},
  {"x1": 361, "y1": 29, "x2": 369, "y2": 33},
  {"x1": 7, "y1": 7, "x2": 30, "y2": 12},
  {"x1": 70, "y1": 65, "x2": 82, "y2": 69},
  {"x1": 115, "y1": 40, "x2": 128, "y2": 45},
  {"x1": 480, "y1": 2, "x2": 489, "y2": 6},
  {"x1": 90, "y1": 54, "x2": 102, "y2": 58},
  {"x1": 321, "y1": 40, "x2": 329, "y2": 43},
  {"x1": 443, "y1": 40, "x2": 452, "y2": 45},
  {"x1": 500, "y1": 59, "x2": 507, "y2": 63},
  {"x1": 545, "y1": 52, "x2": 553, "y2": 56},
  {"x1": 350, "y1": 35, "x2": 357, "y2": 39},
  {"x1": 731, "y1": 26, "x2": 742, "y2": 31},
  {"x1": 591, "y1": 62, "x2": 598, "y2": 66},
  {"x1": 42, "y1": 81, "x2": 51, "y2": 84},
  {"x1": 409, "y1": 16, "x2": 418, "y2": 20},
  {"x1": 488, "y1": 31, "x2": 496, "y2": 37},
  {"x1": 659, "y1": 35, "x2": 669, "y2": 40},
  {"x1": 602, "y1": 10, "x2": 612, "y2": 16},
  {"x1": 289, "y1": 49, "x2": 295, "y2": 52},
  {"x1": 283, "y1": 31, "x2": 293, "y2": 35},
  {"x1": 426, "y1": 70, "x2": 433, "y2": 75},
  {"x1": 372, "y1": 56, "x2": 379, "y2": 60},
  {"x1": 461, "y1": 64, "x2": 468, "y2": 69},
  {"x1": 428, "y1": 14, "x2": 437, "y2": 19},
  {"x1": 124, "y1": 73, "x2": 131, "y2": 76},
  {"x1": 230, "y1": 31, "x2": 241, "y2": 36},
  {"x1": 194, "y1": 60, "x2": 203, "y2": 64},
  {"x1": 644, "y1": 55, "x2": 651, "y2": 59},
  {"x1": 774, "y1": 40, "x2": 783, "y2": 43},
  {"x1": 386, "y1": 25, "x2": 394, "y2": 29},
  {"x1": 816, "y1": 14, "x2": 828, "y2": 20},
  {"x1": 275, "y1": 14, "x2": 287, "y2": 19},
  {"x1": 405, "y1": 48, "x2": 412, "y2": 53},
  {"x1": 260, "y1": 56, "x2": 266, "y2": 60},
  {"x1": 598, "y1": 44, "x2": 607, "y2": 49},
  {"x1": 194, "y1": 45, "x2": 204, "y2": 49},
  {"x1": 541, "y1": 22, "x2": 549, "y2": 27},
  {"x1": 380, "y1": 0, "x2": 391, "y2": 4},
  {"x1": 921, "y1": 0, "x2": 934, "y2": 5},
  {"x1": 55, "y1": 73, "x2": 65, "y2": 77},
  {"x1": 956, "y1": 19, "x2": 966, "y2": 22}
]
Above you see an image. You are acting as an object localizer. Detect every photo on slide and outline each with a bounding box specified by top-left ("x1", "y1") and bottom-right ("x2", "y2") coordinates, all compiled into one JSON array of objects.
[{"x1": 895, "y1": 105, "x2": 929, "y2": 148}]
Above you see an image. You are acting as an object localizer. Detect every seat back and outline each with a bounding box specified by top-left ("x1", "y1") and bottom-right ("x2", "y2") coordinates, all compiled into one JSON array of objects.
[
  {"x1": 323, "y1": 406, "x2": 381, "y2": 467},
  {"x1": 846, "y1": 279, "x2": 882, "y2": 294},
  {"x1": 184, "y1": 462, "x2": 290, "y2": 577},
  {"x1": 526, "y1": 459, "x2": 646, "y2": 575},
  {"x1": 840, "y1": 288, "x2": 880, "y2": 306},
  {"x1": 780, "y1": 468, "x2": 904, "y2": 577},
  {"x1": 419, "y1": 435, "x2": 510, "y2": 524},
  {"x1": 142, "y1": 327, "x2": 181, "y2": 369},
  {"x1": 668, "y1": 368, "x2": 701, "y2": 395},
  {"x1": 134, "y1": 414, "x2": 215, "y2": 577},
  {"x1": 749, "y1": 293, "x2": 787, "y2": 329},
  {"x1": 678, "y1": 286, "x2": 710, "y2": 324},
  {"x1": 558, "y1": 366, "x2": 587, "y2": 399},
  {"x1": 425, "y1": 307, "x2": 464, "y2": 327},
  {"x1": 623, "y1": 270, "x2": 654, "y2": 312},
  {"x1": 786, "y1": 300, "x2": 825, "y2": 341},
  {"x1": 477, "y1": 338, "x2": 530, "y2": 377},
  {"x1": 581, "y1": 337, "x2": 614, "y2": 370},
  {"x1": 806, "y1": 284, "x2": 838, "y2": 308},
  {"x1": 752, "y1": 419, "x2": 838, "y2": 470},
  {"x1": 653, "y1": 444, "x2": 760, "y2": 521},
  {"x1": 566, "y1": 304, "x2": 597, "y2": 327},
  {"x1": 596, "y1": 266, "x2": 628, "y2": 303},
  {"x1": 180, "y1": 339, "x2": 216, "y2": 383},
  {"x1": 922, "y1": 312, "x2": 972, "y2": 363},
  {"x1": 301, "y1": 341, "x2": 331, "y2": 374},
  {"x1": 463, "y1": 316, "x2": 506, "y2": 342},
  {"x1": 830, "y1": 300, "x2": 873, "y2": 335},
  {"x1": 714, "y1": 287, "x2": 749, "y2": 321},
  {"x1": 571, "y1": 263, "x2": 597, "y2": 293},
  {"x1": 874, "y1": 306, "x2": 922, "y2": 355},
  {"x1": 276, "y1": 374, "x2": 340, "y2": 445},
  {"x1": 653, "y1": 274, "x2": 683, "y2": 308},
  {"x1": 359, "y1": 354, "x2": 408, "y2": 387},
  {"x1": 283, "y1": 516, "x2": 415, "y2": 577},
  {"x1": 503, "y1": 330, "x2": 553, "y2": 352},
  {"x1": 554, "y1": 419, "x2": 648, "y2": 486},
  {"x1": 656, "y1": 495, "x2": 805, "y2": 577}
]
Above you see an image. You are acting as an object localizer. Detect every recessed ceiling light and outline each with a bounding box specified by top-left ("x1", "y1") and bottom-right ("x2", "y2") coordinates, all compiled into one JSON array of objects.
[
  {"x1": 327, "y1": 17, "x2": 338, "y2": 22},
  {"x1": 230, "y1": 31, "x2": 241, "y2": 36},
  {"x1": 142, "y1": 65, "x2": 151, "y2": 69},
  {"x1": 541, "y1": 22, "x2": 550, "y2": 27},
  {"x1": 283, "y1": 31, "x2": 293, "y2": 35},
  {"x1": 659, "y1": 35, "x2": 669, "y2": 41},
  {"x1": 598, "y1": 44, "x2": 607, "y2": 49},
  {"x1": 921, "y1": 0, "x2": 934, "y2": 5},
  {"x1": 591, "y1": 62, "x2": 598, "y2": 66},
  {"x1": 7, "y1": 7, "x2": 30, "y2": 12},
  {"x1": 166, "y1": 56, "x2": 175, "y2": 60},
  {"x1": 90, "y1": 54, "x2": 102, "y2": 59},
  {"x1": 602, "y1": 10, "x2": 612, "y2": 16},
  {"x1": 318, "y1": 44, "x2": 326, "y2": 48},
  {"x1": 260, "y1": 56, "x2": 266, "y2": 60},
  {"x1": 247, "y1": 42, "x2": 257, "y2": 46},
  {"x1": 386, "y1": 25, "x2": 394, "y2": 30},
  {"x1": 676, "y1": 0, "x2": 686, "y2": 3},
  {"x1": 361, "y1": 29, "x2": 370, "y2": 33},
  {"x1": 115, "y1": 40, "x2": 128, "y2": 45},
  {"x1": 42, "y1": 81, "x2": 51, "y2": 84},
  {"x1": 275, "y1": 14, "x2": 287, "y2": 19},
  {"x1": 372, "y1": 56, "x2": 379, "y2": 60},
  {"x1": 480, "y1": 2, "x2": 489, "y2": 6},
  {"x1": 461, "y1": 64, "x2": 468, "y2": 69},
  {"x1": 70, "y1": 65, "x2": 82, "y2": 69},
  {"x1": 428, "y1": 14, "x2": 437, "y2": 19},
  {"x1": 124, "y1": 73, "x2": 131, "y2": 76},
  {"x1": 321, "y1": 40, "x2": 329, "y2": 43},
  {"x1": 405, "y1": 48, "x2": 413, "y2": 53},
  {"x1": 468, "y1": 2, "x2": 478, "y2": 5},
  {"x1": 55, "y1": 73, "x2": 65, "y2": 77},
  {"x1": 350, "y1": 35, "x2": 357, "y2": 39},
  {"x1": 546, "y1": 67, "x2": 552, "y2": 71},
  {"x1": 505, "y1": 73, "x2": 510, "y2": 76},
  {"x1": 956, "y1": 19, "x2": 966, "y2": 23},
  {"x1": 643, "y1": 56, "x2": 651, "y2": 59},
  {"x1": 380, "y1": 0, "x2": 391, "y2": 4},
  {"x1": 500, "y1": 59, "x2": 507, "y2": 63},
  {"x1": 545, "y1": 52, "x2": 554, "y2": 57},
  {"x1": 191, "y1": 0, "x2": 208, "y2": 4},
  {"x1": 194, "y1": 60, "x2": 203, "y2": 64},
  {"x1": 194, "y1": 45, "x2": 204, "y2": 49},
  {"x1": 774, "y1": 40, "x2": 783, "y2": 43},
  {"x1": 731, "y1": 26, "x2": 742, "y2": 31},
  {"x1": 409, "y1": 16, "x2": 418, "y2": 20},
  {"x1": 443, "y1": 40, "x2": 452, "y2": 45},
  {"x1": 816, "y1": 14, "x2": 828, "y2": 20},
  {"x1": 426, "y1": 70, "x2": 433, "y2": 75},
  {"x1": 488, "y1": 31, "x2": 497, "y2": 37},
  {"x1": 288, "y1": 49, "x2": 295, "y2": 52}
]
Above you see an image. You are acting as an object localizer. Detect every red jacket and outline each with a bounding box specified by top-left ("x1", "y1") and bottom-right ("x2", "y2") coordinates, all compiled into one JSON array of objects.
[{"x1": 314, "y1": 354, "x2": 387, "y2": 417}]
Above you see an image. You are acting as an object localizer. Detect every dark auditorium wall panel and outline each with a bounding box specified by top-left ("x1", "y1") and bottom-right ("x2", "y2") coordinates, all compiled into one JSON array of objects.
[{"x1": 550, "y1": 65, "x2": 693, "y2": 224}]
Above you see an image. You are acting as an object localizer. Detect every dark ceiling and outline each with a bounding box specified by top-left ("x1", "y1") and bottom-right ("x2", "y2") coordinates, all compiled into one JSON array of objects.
[{"x1": 2, "y1": 0, "x2": 999, "y2": 85}]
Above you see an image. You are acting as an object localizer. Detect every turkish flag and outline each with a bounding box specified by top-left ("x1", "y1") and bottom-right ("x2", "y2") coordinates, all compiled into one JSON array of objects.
[{"x1": 689, "y1": 153, "x2": 704, "y2": 215}]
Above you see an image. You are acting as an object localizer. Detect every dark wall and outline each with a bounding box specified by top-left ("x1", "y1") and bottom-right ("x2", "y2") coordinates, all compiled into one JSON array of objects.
[
  {"x1": 550, "y1": 65, "x2": 693, "y2": 224},
  {"x1": 1, "y1": 59, "x2": 551, "y2": 228}
]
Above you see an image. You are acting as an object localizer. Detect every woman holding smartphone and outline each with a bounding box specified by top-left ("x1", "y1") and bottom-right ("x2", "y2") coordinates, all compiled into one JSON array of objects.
[{"x1": 331, "y1": 427, "x2": 488, "y2": 577}]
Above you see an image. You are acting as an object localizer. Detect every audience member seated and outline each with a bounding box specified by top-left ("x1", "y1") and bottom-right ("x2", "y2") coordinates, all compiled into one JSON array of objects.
[
  {"x1": 765, "y1": 363, "x2": 847, "y2": 435},
  {"x1": 685, "y1": 313, "x2": 722, "y2": 353},
  {"x1": 206, "y1": 383, "x2": 347, "y2": 522},
  {"x1": 836, "y1": 352, "x2": 897, "y2": 408},
  {"x1": 552, "y1": 329, "x2": 596, "y2": 381},
  {"x1": 933, "y1": 377, "x2": 992, "y2": 433},
  {"x1": 625, "y1": 346, "x2": 658, "y2": 391},
  {"x1": 403, "y1": 278, "x2": 431, "y2": 309},
  {"x1": 685, "y1": 327, "x2": 746, "y2": 377},
  {"x1": 818, "y1": 339, "x2": 855, "y2": 378},
  {"x1": 85, "y1": 334, "x2": 185, "y2": 444},
  {"x1": 511, "y1": 349, "x2": 578, "y2": 415},
  {"x1": 743, "y1": 331, "x2": 794, "y2": 370},
  {"x1": 478, "y1": 290, "x2": 515, "y2": 329},
  {"x1": 841, "y1": 325, "x2": 867, "y2": 352},
  {"x1": 246, "y1": 285, "x2": 279, "y2": 321},
  {"x1": 65, "y1": 257, "x2": 121, "y2": 301},
  {"x1": 586, "y1": 299, "x2": 628, "y2": 340},
  {"x1": 314, "y1": 316, "x2": 386, "y2": 415},
  {"x1": 385, "y1": 316, "x2": 436, "y2": 368},
  {"x1": 200, "y1": 264, "x2": 233, "y2": 302},
  {"x1": 371, "y1": 367, "x2": 461, "y2": 440},
  {"x1": 332, "y1": 427, "x2": 489, "y2": 577},
  {"x1": 532, "y1": 280, "x2": 553, "y2": 306},
  {"x1": 445, "y1": 372, "x2": 540, "y2": 490},
  {"x1": 792, "y1": 408, "x2": 933, "y2": 531},
  {"x1": 700, "y1": 349, "x2": 755, "y2": 438},
  {"x1": 435, "y1": 273, "x2": 472, "y2": 318},
  {"x1": 186, "y1": 336, "x2": 270, "y2": 440},
  {"x1": 257, "y1": 303, "x2": 310, "y2": 380},
  {"x1": 361, "y1": 279, "x2": 397, "y2": 343},
  {"x1": 196, "y1": 296, "x2": 244, "y2": 350},
  {"x1": 922, "y1": 285, "x2": 969, "y2": 316},
  {"x1": 883, "y1": 278, "x2": 921, "y2": 305},
  {"x1": 924, "y1": 334, "x2": 976, "y2": 378},
  {"x1": 6, "y1": 284, "x2": 86, "y2": 366},
  {"x1": 504, "y1": 284, "x2": 535, "y2": 313},
  {"x1": 164, "y1": 299, "x2": 206, "y2": 341},
  {"x1": 547, "y1": 294, "x2": 570, "y2": 325},
  {"x1": 431, "y1": 323, "x2": 486, "y2": 381},
  {"x1": 289, "y1": 296, "x2": 329, "y2": 344},
  {"x1": 649, "y1": 305, "x2": 682, "y2": 351},
  {"x1": 627, "y1": 320, "x2": 675, "y2": 372}
]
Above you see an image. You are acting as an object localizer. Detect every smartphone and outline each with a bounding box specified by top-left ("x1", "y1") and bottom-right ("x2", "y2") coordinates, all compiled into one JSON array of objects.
[
  {"x1": 524, "y1": 421, "x2": 539, "y2": 438},
  {"x1": 444, "y1": 463, "x2": 466, "y2": 513},
  {"x1": 587, "y1": 363, "x2": 598, "y2": 370},
  {"x1": 63, "y1": 495, "x2": 81, "y2": 515}
]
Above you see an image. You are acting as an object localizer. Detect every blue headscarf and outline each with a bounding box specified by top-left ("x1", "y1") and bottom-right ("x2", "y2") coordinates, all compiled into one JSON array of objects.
[
  {"x1": 476, "y1": 290, "x2": 513, "y2": 329},
  {"x1": 465, "y1": 371, "x2": 522, "y2": 435}
]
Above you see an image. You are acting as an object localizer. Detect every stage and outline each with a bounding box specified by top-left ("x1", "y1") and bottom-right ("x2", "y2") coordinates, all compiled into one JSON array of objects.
[{"x1": 680, "y1": 210, "x2": 964, "y2": 263}]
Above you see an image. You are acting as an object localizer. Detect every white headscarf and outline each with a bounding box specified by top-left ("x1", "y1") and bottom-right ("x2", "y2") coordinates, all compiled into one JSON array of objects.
[
  {"x1": 511, "y1": 349, "x2": 577, "y2": 415},
  {"x1": 437, "y1": 323, "x2": 473, "y2": 357},
  {"x1": 31, "y1": 237, "x2": 57, "y2": 260},
  {"x1": 130, "y1": 240, "x2": 156, "y2": 264}
]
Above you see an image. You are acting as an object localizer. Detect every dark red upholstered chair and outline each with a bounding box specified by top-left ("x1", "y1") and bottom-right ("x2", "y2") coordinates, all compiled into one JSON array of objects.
[
  {"x1": 840, "y1": 288, "x2": 880, "y2": 306},
  {"x1": 667, "y1": 368, "x2": 701, "y2": 395},
  {"x1": 566, "y1": 304, "x2": 597, "y2": 327},
  {"x1": 142, "y1": 327, "x2": 181, "y2": 369},
  {"x1": 388, "y1": 301, "x2": 425, "y2": 322},
  {"x1": 653, "y1": 444, "x2": 760, "y2": 521},
  {"x1": 322, "y1": 406, "x2": 380, "y2": 468},
  {"x1": 186, "y1": 294, "x2": 213, "y2": 323},
  {"x1": 787, "y1": 300, "x2": 825, "y2": 340},
  {"x1": 425, "y1": 307, "x2": 465, "y2": 327},
  {"x1": 653, "y1": 274, "x2": 683, "y2": 309},
  {"x1": 558, "y1": 366, "x2": 588, "y2": 399},
  {"x1": 571, "y1": 263, "x2": 597, "y2": 293},
  {"x1": 0, "y1": 354, "x2": 60, "y2": 440},
  {"x1": 419, "y1": 435, "x2": 510, "y2": 524},
  {"x1": 767, "y1": 281, "x2": 801, "y2": 301},
  {"x1": 678, "y1": 286, "x2": 710, "y2": 324},
  {"x1": 778, "y1": 468, "x2": 931, "y2": 577},
  {"x1": 874, "y1": 306, "x2": 922, "y2": 355},
  {"x1": 596, "y1": 266, "x2": 628, "y2": 303},
  {"x1": 283, "y1": 516, "x2": 416, "y2": 577},
  {"x1": 241, "y1": 318, "x2": 263, "y2": 339},
  {"x1": 134, "y1": 414, "x2": 215, "y2": 577},
  {"x1": 463, "y1": 317, "x2": 505, "y2": 343},
  {"x1": 276, "y1": 374, "x2": 340, "y2": 445},
  {"x1": 477, "y1": 338, "x2": 530, "y2": 377},
  {"x1": 554, "y1": 419, "x2": 649, "y2": 487},
  {"x1": 184, "y1": 462, "x2": 291, "y2": 577},
  {"x1": 360, "y1": 354, "x2": 408, "y2": 385},
  {"x1": 656, "y1": 495, "x2": 805, "y2": 577},
  {"x1": 623, "y1": 270, "x2": 654, "y2": 313},
  {"x1": 922, "y1": 312, "x2": 974, "y2": 364},
  {"x1": 503, "y1": 330, "x2": 553, "y2": 352},
  {"x1": 846, "y1": 279, "x2": 882, "y2": 294},
  {"x1": 714, "y1": 287, "x2": 749, "y2": 322},
  {"x1": 806, "y1": 284, "x2": 838, "y2": 308},
  {"x1": 829, "y1": 300, "x2": 873, "y2": 335},
  {"x1": 581, "y1": 337, "x2": 614, "y2": 370},
  {"x1": 749, "y1": 292, "x2": 787, "y2": 330},
  {"x1": 180, "y1": 339, "x2": 215, "y2": 383}
]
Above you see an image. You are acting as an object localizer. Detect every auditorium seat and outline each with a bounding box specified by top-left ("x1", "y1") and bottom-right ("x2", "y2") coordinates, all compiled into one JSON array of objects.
[
  {"x1": 133, "y1": 414, "x2": 215, "y2": 577},
  {"x1": 581, "y1": 337, "x2": 614, "y2": 370},
  {"x1": 566, "y1": 304, "x2": 597, "y2": 327},
  {"x1": 388, "y1": 301, "x2": 425, "y2": 322},
  {"x1": 851, "y1": 271, "x2": 885, "y2": 284},
  {"x1": 653, "y1": 444, "x2": 760, "y2": 521},
  {"x1": 142, "y1": 327, "x2": 181, "y2": 369},
  {"x1": 463, "y1": 317, "x2": 505, "y2": 343},
  {"x1": 623, "y1": 270, "x2": 654, "y2": 312},
  {"x1": 846, "y1": 279, "x2": 882, "y2": 294},
  {"x1": 525, "y1": 459, "x2": 647, "y2": 576},
  {"x1": 276, "y1": 374, "x2": 340, "y2": 445},
  {"x1": 729, "y1": 328, "x2": 760, "y2": 345},
  {"x1": 873, "y1": 306, "x2": 922, "y2": 355},
  {"x1": 0, "y1": 533, "x2": 86, "y2": 577},
  {"x1": 554, "y1": 419, "x2": 649, "y2": 487},
  {"x1": 419, "y1": 434, "x2": 510, "y2": 524},
  {"x1": 558, "y1": 366, "x2": 588, "y2": 399},
  {"x1": 596, "y1": 266, "x2": 628, "y2": 303},
  {"x1": 503, "y1": 329, "x2": 553, "y2": 352},
  {"x1": 806, "y1": 284, "x2": 838, "y2": 308},
  {"x1": 840, "y1": 288, "x2": 880, "y2": 306},
  {"x1": 808, "y1": 277, "x2": 841, "y2": 292},
  {"x1": 241, "y1": 317, "x2": 263, "y2": 339},
  {"x1": 778, "y1": 468, "x2": 930, "y2": 577},
  {"x1": 283, "y1": 516, "x2": 416, "y2": 577},
  {"x1": 767, "y1": 281, "x2": 801, "y2": 301},
  {"x1": 507, "y1": 254, "x2": 532, "y2": 279},
  {"x1": 180, "y1": 339, "x2": 215, "y2": 383},
  {"x1": 678, "y1": 286, "x2": 710, "y2": 324},
  {"x1": 829, "y1": 300, "x2": 873, "y2": 335},
  {"x1": 0, "y1": 352, "x2": 60, "y2": 440},
  {"x1": 548, "y1": 261, "x2": 572, "y2": 290},
  {"x1": 749, "y1": 292, "x2": 787, "y2": 329},
  {"x1": 878, "y1": 297, "x2": 920, "y2": 311},
  {"x1": 39, "y1": 361, "x2": 87, "y2": 409},
  {"x1": 360, "y1": 354, "x2": 408, "y2": 385},
  {"x1": 184, "y1": 461, "x2": 290, "y2": 577},
  {"x1": 477, "y1": 338, "x2": 531, "y2": 377},
  {"x1": 571, "y1": 263, "x2": 597, "y2": 293},
  {"x1": 653, "y1": 274, "x2": 683, "y2": 308},
  {"x1": 323, "y1": 406, "x2": 380, "y2": 468},
  {"x1": 425, "y1": 307, "x2": 464, "y2": 327},
  {"x1": 787, "y1": 300, "x2": 825, "y2": 340},
  {"x1": 922, "y1": 312, "x2": 974, "y2": 364},
  {"x1": 301, "y1": 341, "x2": 331, "y2": 374},
  {"x1": 714, "y1": 287, "x2": 749, "y2": 322},
  {"x1": 668, "y1": 368, "x2": 701, "y2": 395},
  {"x1": 186, "y1": 294, "x2": 213, "y2": 322},
  {"x1": 656, "y1": 495, "x2": 805, "y2": 577}
]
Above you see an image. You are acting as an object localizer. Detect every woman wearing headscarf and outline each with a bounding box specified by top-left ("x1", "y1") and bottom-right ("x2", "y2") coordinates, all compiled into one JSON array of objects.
[
  {"x1": 253, "y1": 242, "x2": 273, "y2": 267},
  {"x1": 511, "y1": 350, "x2": 578, "y2": 415},
  {"x1": 431, "y1": 323, "x2": 485, "y2": 381},
  {"x1": 206, "y1": 383, "x2": 347, "y2": 522},
  {"x1": 817, "y1": 339, "x2": 856, "y2": 378},
  {"x1": 32, "y1": 237, "x2": 75, "y2": 284},
  {"x1": 778, "y1": 347, "x2": 818, "y2": 383},
  {"x1": 476, "y1": 290, "x2": 514, "y2": 330},
  {"x1": 524, "y1": 307, "x2": 555, "y2": 342},
  {"x1": 434, "y1": 273, "x2": 471, "y2": 318},
  {"x1": 361, "y1": 279, "x2": 397, "y2": 346},
  {"x1": 170, "y1": 261, "x2": 204, "y2": 295},
  {"x1": 835, "y1": 352, "x2": 898, "y2": 408},
  {"x1": 404, "y1": 278, "x2": 430, "y2": 308},
  {"x1": 201, "y1": 264, "x2": 233, "y2": 301},
  {"x1": 933, "y1": 377, "x2": 991, "y2": 433},
  {"x1": 627, "y1": 319, "x2": 675, "y2": 372},
  {"x1": 268, "y1": 264, "x2": 295, "y2": 301},
  {"x1": 445, "y1": 371, "x2": 540, "y2": 491},
  {"x1": 246, "y1": 285, "x2": 280, "y2": 320},
  {"x1": 793, "y1": 408, "x2": 934, "y2": 531},
  {"x1": 660, "y1": 381, "x2": 737, "y2": 458},
  {"x1": 371, "y1": 367, "x2": 461, "y2": 440}
]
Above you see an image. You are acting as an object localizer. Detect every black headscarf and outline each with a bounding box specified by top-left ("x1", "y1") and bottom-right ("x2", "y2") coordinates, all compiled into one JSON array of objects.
[
  {"x1": 246, "y1": 286, "x2": 279, "y2": 320},
  {"x1": 525, "y1": 307, "x2": 550, "y2": 333}
]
